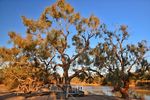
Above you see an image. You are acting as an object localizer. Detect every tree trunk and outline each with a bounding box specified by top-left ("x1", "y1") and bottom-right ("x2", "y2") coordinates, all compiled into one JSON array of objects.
[
  {"x1": 112, "y1": 79, "x2": 129, "y2": 99},
  {"x1": 119, "y1": 80, "x2": 129, "y2": 99},
  {"x1": 63, "y1": 68, "x2": 70, "y2": 99},
  {"x1": 63, "y1": 68, "x2": 70, "y2": 84}
]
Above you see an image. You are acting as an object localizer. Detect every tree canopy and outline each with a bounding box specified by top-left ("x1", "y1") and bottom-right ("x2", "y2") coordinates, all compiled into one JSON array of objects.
[{"x1": 0, "y1": 0, "x2": 102, "y2": 86}]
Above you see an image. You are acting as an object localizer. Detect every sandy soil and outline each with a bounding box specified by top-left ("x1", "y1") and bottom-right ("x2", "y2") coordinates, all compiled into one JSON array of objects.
[
  {"x1": 0, "y1": 94, "x2": 121, "y2": 100},
  {"x1": 0, "y1": 84, "x2": 122, "y2": 100}
]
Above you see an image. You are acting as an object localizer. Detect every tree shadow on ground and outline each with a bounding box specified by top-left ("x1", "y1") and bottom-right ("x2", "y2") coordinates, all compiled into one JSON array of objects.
[{"x1": 0, "y1": 92, "x2": 51, "y2": 100}]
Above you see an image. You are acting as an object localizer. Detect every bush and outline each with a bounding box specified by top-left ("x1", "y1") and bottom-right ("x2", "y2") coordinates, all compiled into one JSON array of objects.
[
  {"x1": 4, "y1": 78, "x2": 19, "y2": 89},
  {"x1": 2, "y1": 66, "x2": 28, "y2": 89},
  {"x1": 2, "y1": 65, "x2": 51, "y2": 90}
]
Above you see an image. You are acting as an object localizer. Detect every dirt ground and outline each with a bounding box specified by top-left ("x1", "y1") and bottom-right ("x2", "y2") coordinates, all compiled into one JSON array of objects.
[{"x1": 0, "y1": 84, "x2": 122, "y2": 100}]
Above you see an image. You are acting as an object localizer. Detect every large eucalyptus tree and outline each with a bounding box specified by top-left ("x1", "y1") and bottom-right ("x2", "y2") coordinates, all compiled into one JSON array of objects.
[{"x1": 0, "y1": 0, "x2": 102, "y2": 88}]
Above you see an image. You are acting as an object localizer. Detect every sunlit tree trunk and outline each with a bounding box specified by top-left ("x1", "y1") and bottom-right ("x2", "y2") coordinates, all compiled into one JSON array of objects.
[{"x1": 63, "y1": 66, "x2": 70, "y2": 99}]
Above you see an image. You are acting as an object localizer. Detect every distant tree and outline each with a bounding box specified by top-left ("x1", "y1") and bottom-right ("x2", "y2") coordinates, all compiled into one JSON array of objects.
[{"x1": 91, "y1": 24, "x2": 149, "y2": 98}]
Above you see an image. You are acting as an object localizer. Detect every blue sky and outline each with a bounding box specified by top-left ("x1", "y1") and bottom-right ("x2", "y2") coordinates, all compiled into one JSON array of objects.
[{"x1": 0, "y1": 0, "x2": 150, "y2": 49}]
